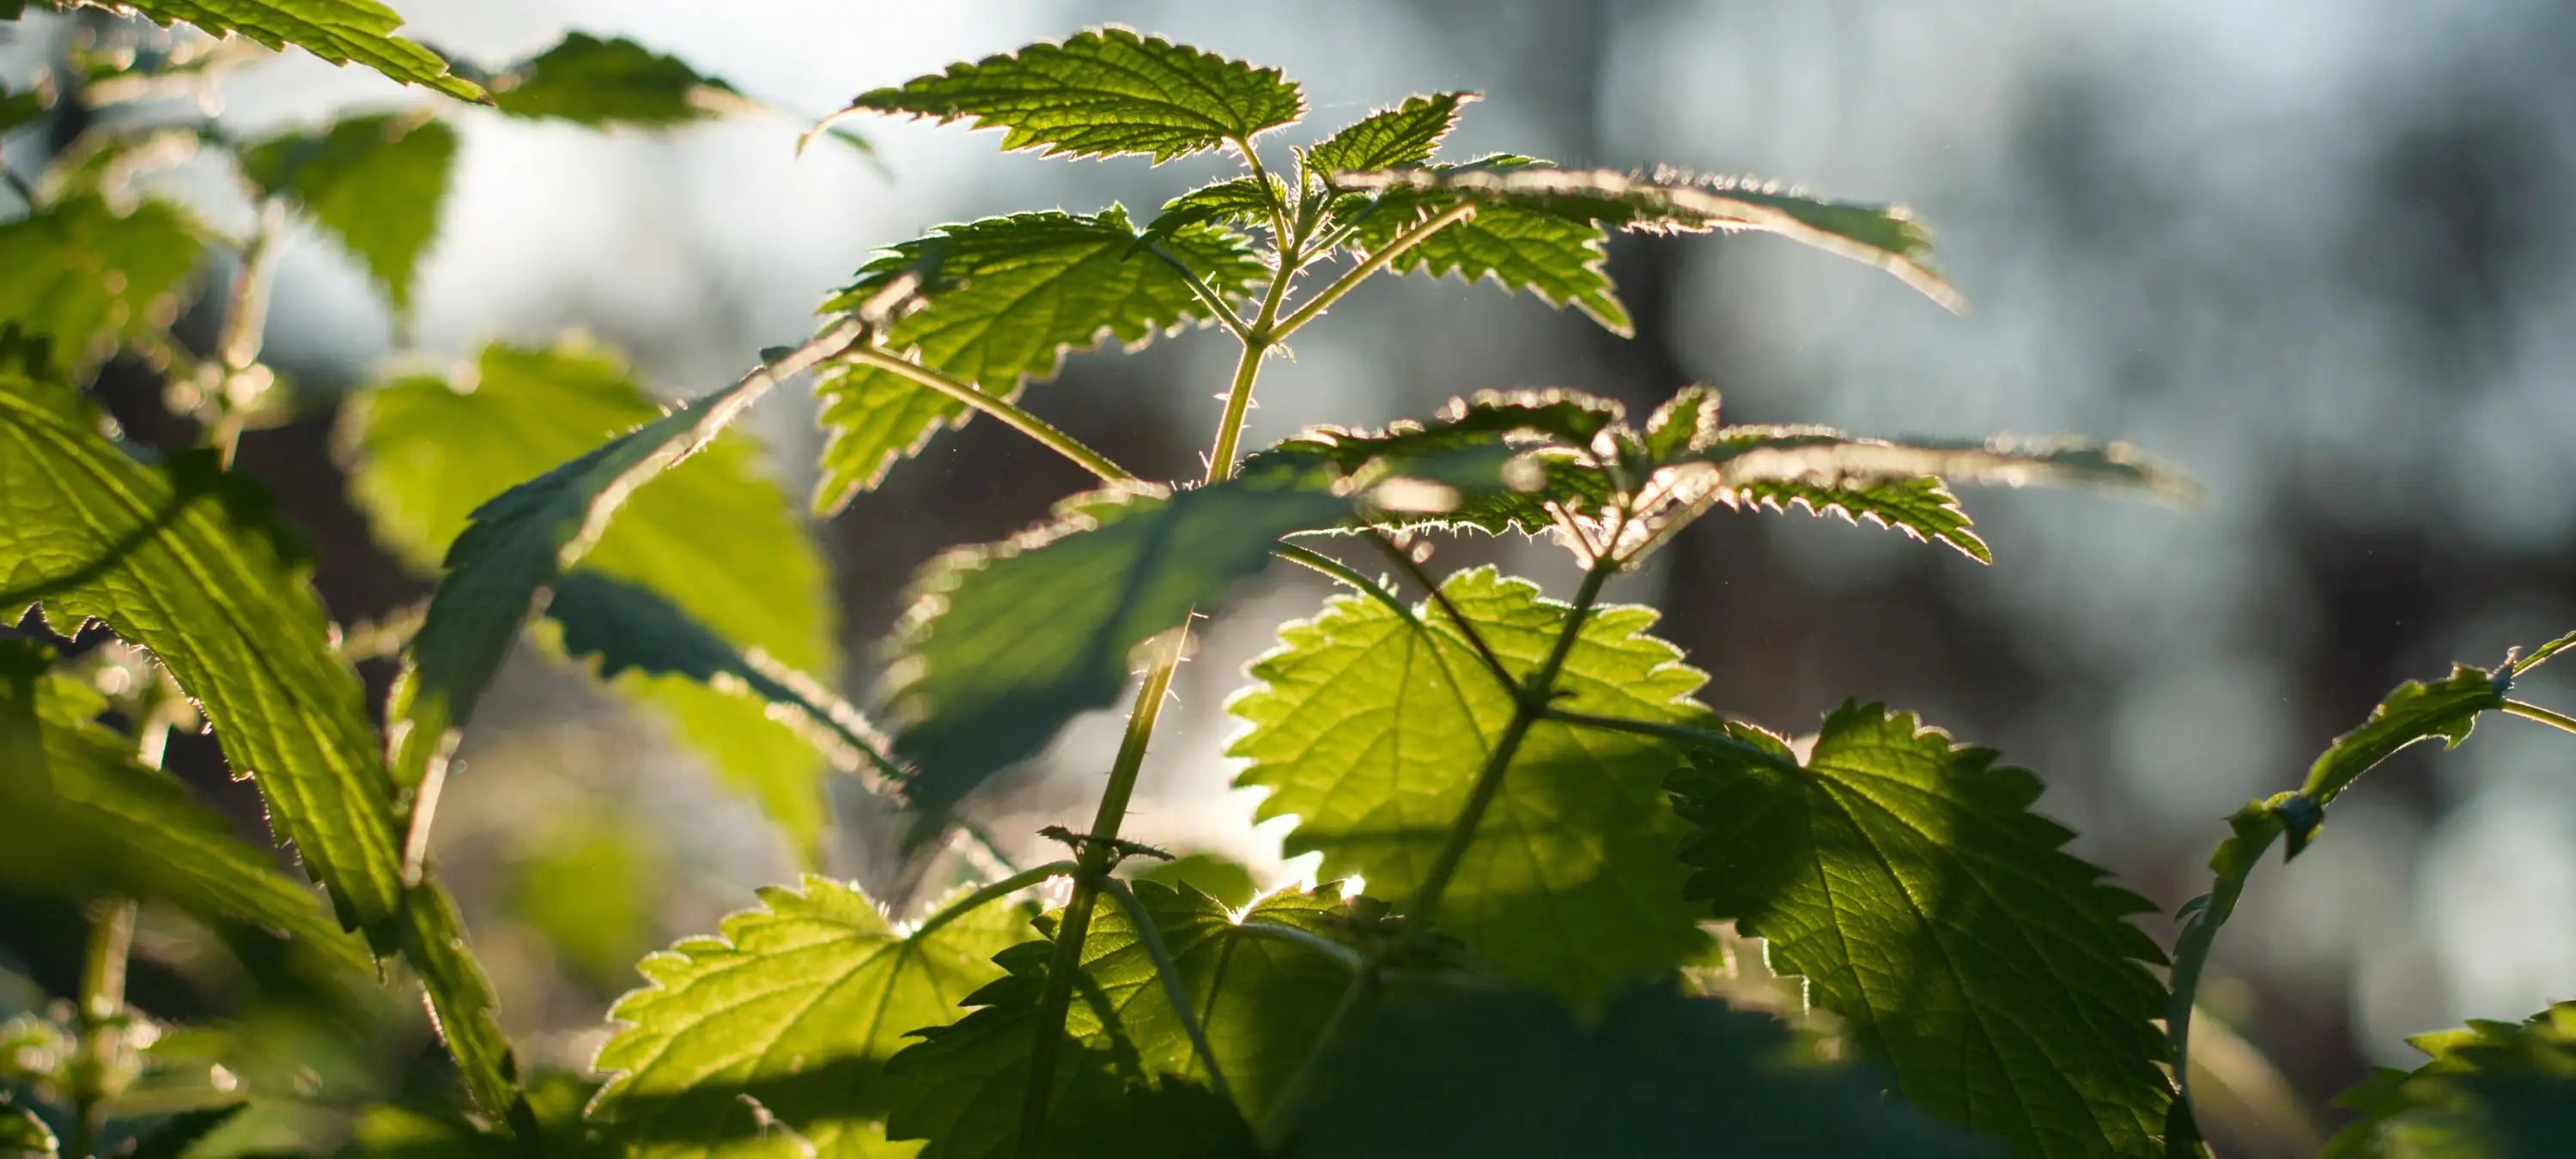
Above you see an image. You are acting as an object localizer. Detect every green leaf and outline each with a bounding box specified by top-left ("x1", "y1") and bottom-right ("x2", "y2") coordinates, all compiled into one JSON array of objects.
[
  {"x1": 488, "y1": 33, "x2": 746, "y2": 128},
  {"x1": 1336, "y1": 159, "x2": 1631, "y2": 335},
  {"x1": 1299, "y1": 91, "x2": 1473, "y2": 177},
  {"x1": 586, "y1": 875, "x2": 1026, "y2": 1158},
  {"x1": 376, "y1": 343, "x2": 798, "y2": 829},
  {"x1": 0, "y1": 644, "x2": 367, "y2": 971},
  {"x1": 0, "y1": 194, "x2": 202, "y2": 376},
  {"x1": 349, "y1": 1071, "x2": 596, "y2": 1158},
  {"x1": 2326, "y1": 1003, "x2": 2576, "y2": 1159},
  {"x1": 1285, "y1": 984, "x2": 1999, "y2": 1157},
  {"x1": 2298, "y1": 663, "x2": 2506, "y2": 820},
  {"x1": 1668, "y1": 702, "x2": 2174, "y2": 1158},
  {"x1": 1126, "y1": 853, "x2": 1260, "y2": 910},
  {"x1": 887, "y1": 474, "x2": 1350, "y2": 833},
  {"x1": 1155, "y1": 176, "x2": 1284, "y2": 232},
  {"x1": 1249, "y1": 388, "x2": 1625, "y2": 540},
  {"x1": 0, "y1": 374, "x2": 404, "y2": 931},
  {"x1": 880, "y1": 884, "x2": 1346, "y2": 1157},
  {"x1": 0, "y1": 1103, "x2": 55, "y2": 1158},
  {"x1": 351, "y1": 343, "x2": 841, "y2": 857},
  {"x1": 1728, "y1": 476, "x2": 1990, "y2": 562},
  {"x1": 1329, "y1": 166, "x2": 1962, "y2": 310},
  {"x1": 1688, "y1": 426, "x2": 2195, "y2": 497},
  {"x1": 0, "y1": 81, "x2": 52, "y2": 137},
  {"x1": 835, "y1": 27, "x2": 1303, "y2": 163},
  {"x1": 396, "y1": 880, "x2": 526, "y2": 1126},
  {"x1": 811, "y1": 207, "x2": 1262, "y2": 509},
  {"x1": 84, "y1": 0, "x2": 488, "y2": 101},
  {"x1": 240, "y1": 112, "x2": 457, "y2": 315},
  {"x1": 1229, "y1": 567, "x2": 1711, "y2": 1003}
]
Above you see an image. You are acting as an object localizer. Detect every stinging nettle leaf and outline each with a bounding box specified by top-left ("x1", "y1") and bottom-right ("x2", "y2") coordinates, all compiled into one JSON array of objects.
[
  {"x1": 829, "y1": 26, "x2": 1303, "y2": 164},
  {"x1": 0, "y1": 194, "x2": 203, "y2": 376},
  {"x1": 1334, "y1": 157, "x2": 1632, "y2": 336},
  {"x1": 1248, "y1": 388, "x2": 1625, "y2": 541},
  {"x1": 811, "y1": 205, "x2": 1263, "y2": 511},
  {"x1": 1668, "y1": 702, "x2": 2175, "y2": 1158},
  {"x1": 1300, "y1": 92, "x2": 1475, "y2": 179},
  {"x1": 1330, "y1": 165, "x2": 1962, "y2": 310},
  {"x1": 1724, "y1": 476, "x2": 1991, "y2": 563},
  {"x1": 1230, "y1": 567, "x2": 1712, "y2": 1004},
  {"x1": 0, "y1": 645, "x2": 366, "y2": 971},
  {"x1": 241, "y1": 112, "x2": 457, "y2": 315},
  {"x1": 1155, "y1": 175, "x2": 1285, "y2": 233},
  {"x1": 352, "y1": 343, "x2": 842, "y2": 859},
  {"x1": 73, "y1": 0, "x2": 489, "y2": 102},
  {"x1": 2325, "y1": 1002, "x2": 2576, "y2": 1159},
  {"x1": 2296, "y1": 662, "x2": 2506, "y2": 827},
  {"x1": 1688, "y1": 426, "x2": 2195, "y2": 498},
  {"x1": 487, "y1": 32, "x2": 747, "y2": 128},
  {"x1": 1286, "y1": 984, "x2": 1999, "y2": 1158},
  {"x1": 587, "y1": 875, "x2": 1026, "y2": 1158}
]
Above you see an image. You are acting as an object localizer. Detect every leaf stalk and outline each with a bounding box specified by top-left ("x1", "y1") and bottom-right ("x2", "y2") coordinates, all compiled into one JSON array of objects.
[{"x1": 839, "y1": 348, "x2": 1134, "y2": 485}]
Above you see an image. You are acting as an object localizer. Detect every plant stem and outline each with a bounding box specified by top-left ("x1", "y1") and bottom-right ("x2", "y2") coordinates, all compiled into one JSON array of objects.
[
  {"x1": 912, "y1": 860, "x2": 1078, "y2": 938},
  {"x1": 1143, "y1": 240, "x2": 1251, "y2": 340},
  {"x1": 1402, "y1": 559, "x2": 1611, "y2": 929},
  {"x1": 1368, "y1": 532, "x2": 1515, "y2": 691},
  {"x1": 1015, "y1": 628, "x2": 1185, "y2": 1158},
  {"x1": 1538, "y1": 707, "x2": 1804, "y2": 774},
  {"x1": 70, "y1": 901, "x2": 136, "y2": 1159},
  {"x1": 1206, "y1": 259, "x2": 1298, "y2": 482},
  {"x1": 2504, "y1": 698, "x2": 2576, "y2": 737},
  {"x1": 1103, "y1": 879, "x2": 1236, "y2": 1108},
  {"x1": 209, "y1": 200, "x2": 285, "y2": 470},
  {"x1": 1270, "y1": 542, "x2": 1417, "y2": 624},
  {"x1": 1270, "y1": 202, "x2": 1477, "y2": 342},
  {"x1": 840, "y1": 349, "x2": 1134, "y2": 485}
]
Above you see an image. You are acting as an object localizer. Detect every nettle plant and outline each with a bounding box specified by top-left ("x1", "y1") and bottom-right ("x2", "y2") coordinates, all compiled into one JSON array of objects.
[{"x1": 4, "y1": 9, "x2": 2576, "y2": 1159}]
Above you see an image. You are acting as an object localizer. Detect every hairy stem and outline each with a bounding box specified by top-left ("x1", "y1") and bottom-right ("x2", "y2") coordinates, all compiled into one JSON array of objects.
[
  {"x1": 1144, "y1": 240, "x2": 1251, "y2": 340},
  {"x1": 1270, "y1": 202, "x2": 1477, "y2": 342},
  {"x1": 1206, "y1": 258, "x2": 1298, "y2": 482},
  {"x1": 1403, "y1": 558, "x2": 1612, "y2": 929},
  {"x1": 841, "y1": 349, "x2": 1134, "y2": 485},
  {"x1": 1103, "y1": 879, "x2": 1236, "y2": 1108},
  {"x1": 2504, "y1": 698, "x2": 2576, "y2": 737},
  {"x1": 70, "y1": 901, "x2": 135, "y2": 1159},
  {"x1": 1271, "y1": 542, "x2": 1416, "y2": 624},
  {"x1": 1017, "y1": 628, "x2": 1186, "y2": 1158}
]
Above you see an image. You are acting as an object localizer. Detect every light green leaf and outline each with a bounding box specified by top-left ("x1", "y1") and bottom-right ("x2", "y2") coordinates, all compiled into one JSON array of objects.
[
  {"x1": 1728, "y1": 476, "x2": 1990, "y2": 562},
  {"x1": 78, "y1": 0, "x2": 487, "y2": 101},
  {"x1": 888, "y1": 473, "x2": 1349, "y2": 832},
  {"x1": 2297, "y1": 664, "x2": 2506, "y2": 822},
  {"x1": 351, "y1": 343, "x2": 840, "y2": 857},
  {"x1": 376, "y1": 343, "x2": 801, "y2": 829},
  {"x1": 1336, "y1": 159, "x2": 1631, "y2": 335},
  {"x1": 0, "y1": 374, "x2": 404, "y2": 931},
  {"x1": 1689, "y1": 425, "x2": 2195, "y2": 497},
  {"x1": 1329, "y1": 166, "x2": 1961, "y2": 310},
  {"x1": 878, "y1": 885, "x2": 1342, "y2": 1157},
  {"x1": 1285, "y1": 985, "x2": 1998, "y2": 1158},
  {"x1": 0, "y1": 644, "x2": 366, "y2": 971},
  {"x1": 0, "y1": 1103, "x2": 55, "y2": 1158},
  {"x1": 1154, "y1": 176, "x2": 1284, "y2": 233},
  {"x1": 1125, "y1": 853, "x2": 1260, "y2": 910},
  {"x1": 1248, "y1": 388, "x2": 1625, "y2": 539},
  {"x1": 2327, "y1": 1003, "x2": 2576, "y2": 1159},
  {"x1": 488, "y1": 33, "x2": 746, "y2": 128},
  {"x1": 0, "y1": 194, "x2": 202, "y2": 376},
  {"x1": 1229, "y1": 567, "x2": 1711, "y2": 1003},
  {"x1": 1638, "y1": 384, "x2": 1720, "y2": 463},
  {"x1": 586, "y1": 875, "x2": 1026, "y2": 1158},
  {"x1": 1668, "y1": 702, "x2": 2174, "y2": 1158},
  {"x1": 835, "y1": 27, "x2": 1302, "y2": 163},
  {"x1": 241, "y1": 112, "x2": 456, "y2": 315},
  {"x1": 1299, "y1": 91, "x2": 1473, "y2": 177},
  {"x1": 811, "y1": 206, "x2": 1262, "y2": 510}
]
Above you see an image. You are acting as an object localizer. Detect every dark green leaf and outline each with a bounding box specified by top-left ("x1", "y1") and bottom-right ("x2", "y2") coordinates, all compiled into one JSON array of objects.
[
  {"x1": 1126, "y1": 853, "x2": 1260, "y2": 910},
  {"x1": 489, "y1": 33, "x2": 745, "y2": 128},
  {"x1": 123, "y1": 1106, "x2": 244, "y2": 1159},
  {"x1": 1330, "y1": 166, "x2": 1961, "y2": 309},
  {"x1": 0, "y1": 194, "x2": 202, "y2": 376},
  {"x1": 2327, "y1": 1003, "x2": 2576, "y2": 1159},
  {"x1": 0, "y1": 81, "x2": 52, "y2": 137},
  {"x1": 2299, "y1": 663, "x2": 2506, "y2": 815},
  {"x1": 1301, "y1": 92, "x2": 1473, "y2": 177},
  {"x1": 395, "y1": 880, "x2": 526, "y2": 1125},
  {"x1": 835, "y1": 27, "x2": 1303, "y2": 163},
  {"x1": 0, "y1": 373, "x2": 404, "y2": 931},
  {"x1": 1230, "y1": 567, "x2": 1711, "y2": 1003},
  {"x1": 0, "y1": 1103, "x2": 55, "y2": 1158},
  {"x1": 240, "y1": 112, "x2": 456, "y2": 314},
  {"x1": 1286, "y1": 985, "x2": 1998, "y2": 1158},
  {"x1": 379, "y1": 344, "x2": 794, "y2": 823},
  {"x1": 84, "y1": 0, "x2": 487, "y2": 101},
  {"x1": 0, "y1": 645, "x2": 366, "y2": 971},
  {"x1": 811, "y1": 207, "x2": 1262, "y2": 509},
  {"x1": 586, "y1": 875, "x2": 1025, "y2": 1157},
  {"x1": 1669, "y1": 702, "x2": 2174, "y2": 1157},
  {"x1": 351, "y1": 343, "x2": 841, "y2": 857}
]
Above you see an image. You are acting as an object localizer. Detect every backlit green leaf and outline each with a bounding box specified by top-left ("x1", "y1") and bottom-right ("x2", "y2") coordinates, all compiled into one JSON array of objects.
[
  {"x1": 1230, "y1": 567, "x2": 1710, "y2": 1003},
  {"x1": 586, "y1": 875, "x2": 1026, "y2": 1158},
  {"x1": 2298, "y1": 664, "x2": 2506, "y2": 818},
  {"x1": 1285, "y1": 985, "x2": 1998, "y2": 1158},
  {"x1": 489, "y1": 33, "x2": 745, "y2": 128},
  {"x1": 241, "y1": 112, "x2": 456, "y2": 315},
  {"x1": 2327, "y1": 1003, "x2": 2576, "y2": 1159},
  {"x1": 80, "y1": 0, "x2": 487, "y2": 101},
  {"x1": 1154, "y1": 176, "x2": 1283, "y2": 233},
  {"x1": 0, "y1": 645, "x2": 366, "y2": 971},
  {"x1": 0, "y1": 194, "x2": 201, "y2": 376},
  {"x1": 1248, "y1": 388, "x2": 1624, "y2": 539},
  {"x1": 1330, "y1": 166, "x2": 1961, "y2": 309},
  {"x1": 1335, "y1": 158, "x2": 1631, "y2": 335},
  {"x1": 1727, "y1": 476, "x2": 1990, "y2": 562},
  {"x1": 354, "y1": 343, "x2": 835, "y2": 853},
  {"x1": 811, "y1": 207, "x2": 1262, "y2": 509},
  {"x1": 835, "y1": 27, "x2": 1302, "y2": 163},
  {"x1": 1668, "y1": 702, "x2": 2174, "y2": 1158},
  {"x1": 1299, "y1": 91, "x2": 1473, "y2": 177}
]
